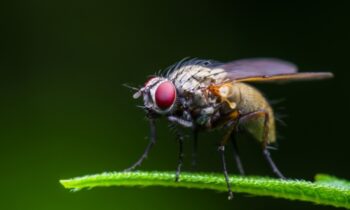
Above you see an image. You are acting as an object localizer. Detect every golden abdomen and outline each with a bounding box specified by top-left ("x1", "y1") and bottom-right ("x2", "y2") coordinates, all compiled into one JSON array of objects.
[{"x1": 230, "y1": 83, "x2": 276, "y2": 144}]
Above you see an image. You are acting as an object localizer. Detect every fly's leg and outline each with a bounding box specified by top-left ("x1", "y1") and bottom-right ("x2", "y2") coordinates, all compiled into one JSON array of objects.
[
  {"x1": 168, "y1": 116, "x2": 193, "y2": 128},
  {"x1": 191, "y1": 128, "x2": 198, "y2": 170},
  {"x1": 124, "y1": 119, "x2": 156, "y2": 172},
  {"x1": 175, "y1": 129, "x2": 185, "y2": 182},
  {"x1": 167, "y1": 112, "x2": 193, "y2": 180},
  {"x1": 238, "y1": 111, "x2": 285, "y2": 179},
  {"x1": 231, "y1": 134, "x2": 245, "y2": 175},
  {"x1": 218, "y1": 127, "x2": 235, "y2": 200},
  {"x1": 260, "y1": 112, "x2": 285, "y2": 179},
  {"x1": 218, "y1": 145, "x2": 234, "y2": 200},
  {"x1": 262, "y1": 146, "x2": 285, "y2": 179}
]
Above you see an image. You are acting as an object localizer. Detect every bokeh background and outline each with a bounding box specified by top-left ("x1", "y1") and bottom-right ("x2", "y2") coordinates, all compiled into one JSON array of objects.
[{"x1": 1, "y1": 0, "x2": 349, "y2": 210}]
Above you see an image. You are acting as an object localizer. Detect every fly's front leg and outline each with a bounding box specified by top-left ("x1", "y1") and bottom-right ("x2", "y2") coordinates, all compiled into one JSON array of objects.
[
  {"x1": 124, "y1": 119, "x2": 156, "y2": 172},
  {"x1": 167, "y1": 116, "x2": 193, "y2": 128},
  {"x1": 167, "y1": 111, "x2": 193, "y2": 181},
  {"x1": 169, "y1": 109, "x2": 198, "y2": 170},
  {"x1": 238, "y1": 111, "x2": 285, "y2": 179},
  {"x1": 175, "y1": 128, "x2": 185, "y2": 182},
  {"x1": 168, "y1": 108, "x2": 194, "y2": 128}
]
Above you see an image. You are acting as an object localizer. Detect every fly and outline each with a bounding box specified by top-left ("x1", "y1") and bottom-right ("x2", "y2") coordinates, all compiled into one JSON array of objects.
[{"x1": 125, "y1": 58, "x2": 333, "y2": 199}]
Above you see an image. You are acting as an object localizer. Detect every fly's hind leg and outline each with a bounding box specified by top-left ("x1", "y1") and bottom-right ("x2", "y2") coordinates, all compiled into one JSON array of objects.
[
  {"x1": 238, "y1": 111, "x2": 285, "y2": 179},
  {"x1": 262, "y1": 144, "x2": 285, "y2": 179},
  {"x1": 230, "y1": 134, "x2": 245, "y2": 175}
]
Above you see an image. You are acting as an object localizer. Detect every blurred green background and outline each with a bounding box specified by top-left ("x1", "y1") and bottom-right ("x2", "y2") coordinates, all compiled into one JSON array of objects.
[{"x1": 1, "y1": 0, "x2": 349, "y2": 209}]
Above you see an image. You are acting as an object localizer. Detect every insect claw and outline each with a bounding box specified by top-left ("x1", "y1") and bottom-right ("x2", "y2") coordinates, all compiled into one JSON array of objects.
[{"x1": 228, "y1": 192, "x2": 234, "y2": 200}]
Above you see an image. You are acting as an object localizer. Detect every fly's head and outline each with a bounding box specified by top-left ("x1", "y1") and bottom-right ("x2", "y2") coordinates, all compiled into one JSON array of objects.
[{"x1": 133, "y1": 77, "x2": 177, "y2": 116}]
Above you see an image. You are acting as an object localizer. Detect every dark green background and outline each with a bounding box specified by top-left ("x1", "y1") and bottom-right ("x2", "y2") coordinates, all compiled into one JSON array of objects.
[{"x1": 1, "y1": 1, "x2": 349, "y2": 209}]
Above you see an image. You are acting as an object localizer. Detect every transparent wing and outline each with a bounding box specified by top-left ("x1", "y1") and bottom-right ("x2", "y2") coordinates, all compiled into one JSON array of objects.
[
  {"x1": 215, "y1": 58, "x2": 333, "y2": 82},
  {"x1": 236, "y1": 72, "x2": 334, "y2": 83},
  {"x1": 217, "y1": 58, "x2": 298, "y2": 80}
]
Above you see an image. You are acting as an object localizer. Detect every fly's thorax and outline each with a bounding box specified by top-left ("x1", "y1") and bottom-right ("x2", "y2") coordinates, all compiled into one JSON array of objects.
[
  {"x1": 208, "y1": 82, "x2": 240, "y2": 110},
  {"x1": 167, "y1": 64, "x2": 228, "y2": 111},
  {"x1": 168, "y1": 64, "x2": 228, "y2": 94}
]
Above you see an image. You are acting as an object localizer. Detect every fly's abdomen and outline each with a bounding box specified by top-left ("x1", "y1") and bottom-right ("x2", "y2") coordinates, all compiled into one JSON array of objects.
[{"x1": 233, "y1": 83, "x2": 276, "y2": 143}]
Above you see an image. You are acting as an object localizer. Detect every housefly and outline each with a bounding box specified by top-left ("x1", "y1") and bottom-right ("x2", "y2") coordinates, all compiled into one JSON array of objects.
[{"x1": 126, "y1": 58, "x2": 333, "y2": 199}]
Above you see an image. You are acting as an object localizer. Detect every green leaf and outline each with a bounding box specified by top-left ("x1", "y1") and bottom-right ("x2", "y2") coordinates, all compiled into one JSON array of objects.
[
  {"x1": 60, "y1": 171, "x2": 350, "y2": 209},
  {"x1": 315, "y1": 174, "x2": 350, "y2": 190}
]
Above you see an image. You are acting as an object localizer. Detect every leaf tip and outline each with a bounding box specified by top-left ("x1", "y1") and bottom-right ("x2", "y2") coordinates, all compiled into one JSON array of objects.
[{"x1": 59, "y1": 179, "x2": 71, "y2": 188}]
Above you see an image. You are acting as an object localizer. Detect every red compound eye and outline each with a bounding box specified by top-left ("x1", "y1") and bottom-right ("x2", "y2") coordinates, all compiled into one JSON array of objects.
[{"x1": 155, "y1": 81, "x2": 176, "y2": 110}]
